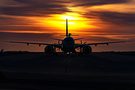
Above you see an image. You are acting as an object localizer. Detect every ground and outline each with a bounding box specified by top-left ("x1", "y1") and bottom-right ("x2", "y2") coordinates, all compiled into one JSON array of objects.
[{"x1": 0, "y1": 52, "x2": 135, "y2": 89}]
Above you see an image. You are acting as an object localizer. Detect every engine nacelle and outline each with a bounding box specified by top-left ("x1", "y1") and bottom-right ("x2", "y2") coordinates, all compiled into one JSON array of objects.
[
  {"x1": 83, "y1": 45, "x2": 92, "y2": 54},
  {"x1": 44, "y1": 45, "x2": 54, "y2": 54}
]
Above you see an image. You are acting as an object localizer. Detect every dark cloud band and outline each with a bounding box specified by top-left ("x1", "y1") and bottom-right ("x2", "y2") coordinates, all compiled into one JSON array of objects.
[
  {"x1": 83, "y1": 11, "x2": 135, "y2": 26},
  {"x1": 1, "y1": 0, "x2": 70, "y2": 17},
  {"x1": 69, "y1": 0, "x2": 129, "y2": 7}
]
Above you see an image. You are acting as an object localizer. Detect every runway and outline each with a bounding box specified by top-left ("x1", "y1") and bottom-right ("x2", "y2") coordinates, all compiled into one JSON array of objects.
[{"x1": 0, "y1": 52, "x2": 135, "y2": 89}]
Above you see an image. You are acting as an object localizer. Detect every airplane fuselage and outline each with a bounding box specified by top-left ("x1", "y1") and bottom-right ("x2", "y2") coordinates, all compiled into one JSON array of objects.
[{"x1": 61, "y1": 36, "x2": 75, "y2": 52}]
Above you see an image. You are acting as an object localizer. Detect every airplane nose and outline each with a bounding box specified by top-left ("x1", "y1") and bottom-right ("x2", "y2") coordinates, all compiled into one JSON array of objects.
[{"x1": 65, "y1": 41, "x2": 74, "y2": 47}]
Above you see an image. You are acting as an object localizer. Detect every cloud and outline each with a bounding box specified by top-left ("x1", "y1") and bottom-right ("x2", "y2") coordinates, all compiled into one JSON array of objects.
[
  {"x1": 0, "y1": 15, "x2": 33, "y2": 26},
  {"x1": 84, "y1": 35, "x2": 121, "y2": 42},
  {"x1": 83, "y1": 11, "x2": 135, "y2": 26},
  {"x1": 1, "y1": 0, "x2": 70, "y2": 17},
  {"x1": 69, "y1": 0, "x2": 129, "y2": 7},
  {"x1": 0, "y1": 32, "x2": 55, "y2": 42},
  {"x1": 1, "y1": 0, "x2": 130, "y2": 17}
]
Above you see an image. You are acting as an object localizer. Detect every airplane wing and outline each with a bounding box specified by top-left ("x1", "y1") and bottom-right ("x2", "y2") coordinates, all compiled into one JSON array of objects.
[
  {"x1": 4, "y1": 41, "x2": 62, "y2": 48},
  {"x1": 75, "y1": 40, "x2": 133, "y2": 48},
  {"x1": 87, "y1": 40, "x2": 132, "y2": 46}
]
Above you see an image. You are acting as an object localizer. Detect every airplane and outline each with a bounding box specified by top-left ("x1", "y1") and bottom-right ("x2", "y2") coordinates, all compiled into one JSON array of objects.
[{"x1": 4, "y1": 19, "x2": 133, "y2": 56}]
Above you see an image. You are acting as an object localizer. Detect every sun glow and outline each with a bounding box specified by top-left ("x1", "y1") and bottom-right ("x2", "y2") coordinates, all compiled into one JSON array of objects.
[
  {"x1": 61, "y1": 16, "x2": 78, "y2": 20},
  {"x1": 30, "y1": 13, "x2": 99, "y2": 34},
  {"x1": 0, "y1": 13, "x2": 100, "y2": 35}
]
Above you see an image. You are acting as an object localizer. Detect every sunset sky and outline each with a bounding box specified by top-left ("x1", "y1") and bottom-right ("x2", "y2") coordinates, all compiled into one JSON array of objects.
[{"x1": 0, "y1": 0, "x2": 135, "y2": 52}]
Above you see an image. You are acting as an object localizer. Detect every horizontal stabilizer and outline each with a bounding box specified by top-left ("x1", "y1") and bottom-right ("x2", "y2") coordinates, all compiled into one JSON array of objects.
[
  {"x1": 69, "y1": 33, "x2": 79, "y2": 36},
  {"x1": 60, "y1": 35, "x2": 79, "y2": 36},
  {"x1": 74, "y1": 38, "x2": 84, "y2": 40},
  {"x1": 50, "y1": 38, "x2": 62, "y2": 41}
]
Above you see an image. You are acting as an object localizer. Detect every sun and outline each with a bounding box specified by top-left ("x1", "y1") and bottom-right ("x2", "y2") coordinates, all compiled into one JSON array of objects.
[
  {"x1": 61, "y1": 15, "x2": 78, "y2": 20},
  {"x1": 61, "y1": 15, "x2": 77, "y2": 25}
]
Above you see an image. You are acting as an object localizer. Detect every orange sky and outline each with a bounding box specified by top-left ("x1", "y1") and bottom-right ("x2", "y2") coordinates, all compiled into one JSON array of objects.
[{"x1": 0, "y1": 0, "x2": 135, "y2": 52}]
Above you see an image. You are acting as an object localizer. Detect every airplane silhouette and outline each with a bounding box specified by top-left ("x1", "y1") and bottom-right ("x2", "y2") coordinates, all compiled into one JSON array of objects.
[{"x1": 4, "y1": 19, "x2": 132, "y2": 55}]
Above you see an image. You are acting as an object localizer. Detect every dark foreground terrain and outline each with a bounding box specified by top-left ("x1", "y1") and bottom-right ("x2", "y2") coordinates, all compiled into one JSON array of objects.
[{"x1": 0, "y1": 52, "x2": 135, "y2": 89}]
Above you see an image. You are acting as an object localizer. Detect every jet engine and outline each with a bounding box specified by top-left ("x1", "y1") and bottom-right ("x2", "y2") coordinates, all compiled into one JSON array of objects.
[
  {"x1": 83, "y1": 45, "x2": 92, "y2": 54},
  {"x1": 44, "y1": 45, "x2": 54, "y2": 54}
]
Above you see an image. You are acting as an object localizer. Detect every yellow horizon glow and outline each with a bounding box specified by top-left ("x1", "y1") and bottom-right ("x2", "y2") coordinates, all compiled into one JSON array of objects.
[
  {"x1": 0, "y1": 10, "x2": 102, "y2": 35},
  {"x1": 0, "y1": 14, "x2": 100, "y2": 35},
  {"x1": 34, "y1": 13, "x2": 99, "y2": 34}
]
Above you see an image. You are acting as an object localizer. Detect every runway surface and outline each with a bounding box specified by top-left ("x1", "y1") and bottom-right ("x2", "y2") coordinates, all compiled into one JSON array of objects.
[{"x1": 0, "y1": 52, "x2": 135, "y2": 89}]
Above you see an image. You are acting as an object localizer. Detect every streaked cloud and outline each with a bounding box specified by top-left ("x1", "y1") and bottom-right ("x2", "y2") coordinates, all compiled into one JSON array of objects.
[
  {"x1": 1, "y1": 0, "x2": 70, "y2": 17},
  {"x1": 82, "y1": 11, "x2": 135, "y2": 26},
  {"x1": 69, "y1": 0, "x2": 129, "y2": 7}
]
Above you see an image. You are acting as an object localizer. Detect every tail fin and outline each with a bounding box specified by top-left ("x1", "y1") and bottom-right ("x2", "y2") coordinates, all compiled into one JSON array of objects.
[
  {"x1": 61, "y1": 19, "x2": 79, "y2": 36},
  {"x1": 66, "y1": 19, "x2": 68, "y2": 36}
]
